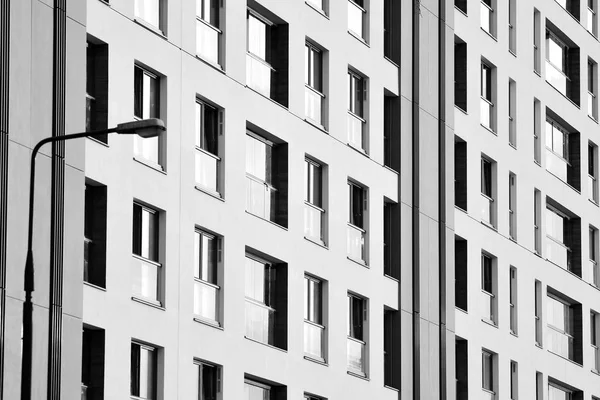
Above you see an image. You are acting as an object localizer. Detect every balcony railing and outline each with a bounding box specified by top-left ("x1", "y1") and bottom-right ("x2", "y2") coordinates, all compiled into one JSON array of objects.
[
  {"x1": 246, "y1": 175, "x2": 276, "y2": 221},
  {"x1": 589, "y1": 174, "x2": 598, "y2": 203},
  {"x1": 480, "y1": 2, "x2": 493, "y2": 34},
  {"x1": 546, "y1": 149, "x2": 568, "y2": 182},
  {"x1": 545, "y1": 236, "x2": 571, "y2": 271},
  {"x1": 589, "y1": 91, "x2": 597, "y2": 119},
  {"x1": 304, "y1": 202, "x2": 324, "y2": 242},
  {"x1": 348, "y1": 0, "x2": 365, "y2": 39},
  {"x1": 133, "y1": 135, "x2": 160, "y2": 165},
  {"x1": 196, "y1": 19, "x2": 220, "y2": 66},
  {"x1": 194, "y1": 279, "x2": 219, "y2": 323},
  {"x1": 480, "y1": 193, "x2": 493, "y2": 225},
  {"x1": 347, "y1": 111, "x2": 364, "y2": 151},
  {"x1": 347, "y1": 223, "x2": 365, "y2": 262},
  {"x1": 481, "y1": 290, "x2": 495, "y2": 323},
  {"x1": 245, "y1": 300, "x2": 275, "y2": 345},
  {"x1": 246, "y1": 53, "x2": 272, "y2": 98},
  {"x1": 347, "y1": 336, "x2": 366, "y2": 375},
  {"x1": 132, "y1": 254, "x2": 161, "y2": 304},
  {"x1": 585, "y1": 259, "x2": 598, "y2": 286},
  {"x1": 480, "y1": 97, "x2": 493, "y2": 129},
  {"x1": 305, "y1": 85, "x2": 324, "y2": 126},
  {"x1": 304, "y1": 320, "x2": 325, "y2": 361},
  {"x1": 546, "y1": 325, "x2": 574, "y2": 360},
  {"x1": 546, "y1": 61, "x2": 568, "y2": 95},
  {"x1": 195, "y1": 148, "x2": 220, "y2": 193}
]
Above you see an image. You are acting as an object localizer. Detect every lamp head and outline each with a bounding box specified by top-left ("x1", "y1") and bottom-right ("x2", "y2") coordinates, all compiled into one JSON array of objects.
[{"x1": 116, "y1": 118, "x2": 165, "y2": 138}]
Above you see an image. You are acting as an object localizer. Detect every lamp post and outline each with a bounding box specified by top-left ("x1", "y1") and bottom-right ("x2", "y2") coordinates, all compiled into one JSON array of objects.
[{"x1": 20, "y1": 118, "x2": 165, "y2": 400}]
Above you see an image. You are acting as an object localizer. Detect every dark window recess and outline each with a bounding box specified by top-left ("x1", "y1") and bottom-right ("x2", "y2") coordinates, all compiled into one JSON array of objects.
[
  {"x1": 196, "y1": 361, "x2": 220, "y2": 400},
  {"x1": 383, "y1": 0, "x2": 400, "y2": 64},
  {"x1": 132, "y1": 203, "x2": 159, "y2": 262},
  {"x1": 82, "y1": 326, "x2": 105, "y2": 400},
  {"x1": 84, "y1": 182, "x2": 107, "y2": 288},
  {"x1": 454, "y1": 137, "x2": 467, "y2": 210},
  {"x1": 456, "y1": 337, "x2": 469, "y2": 400},
  {"x1": 455, "y1": 236, "x2": 468, "y2": 311},
  {"x1": 454, "y1": 39, "x2": 467, "y2": 111},
  {"x1": 568, "y1": 46, "x2": 581, "y2": 105},
  {"x1": 482, "y1": 254, "x2": 493, "y2": 293},
  {"x1": 383, "y1": 309, "x2": 401, "y2": 389},
  {"x1": 130, "y1": 342, "x2": 157, "y2": 399},
  {"x1": 568, "y1": 131, "x2": 582, "y2": 191},
  {"x1": 455, "y1": 0, "x2": 467, "y2": 13},
  {"x1": 271, "y1": 143, "x2": 289, "y2": 227},
  {"x1": 564, "y1": 0, "x2": 581, "y2": 20},
  {"x1": 383, "y1": 201, "x2": 400, "y2": 279},
  {"x1": 384, "y1": 94, "x2": 400, "y2": 172},
  {"x1": 349, "y1": 182, "x2": 365, "y2": 229},
  {"x1": 565, "y1": 215, "x2": 583, "y2": 277},
  {"x1": 86, "y1": 39, "x2": 109, "y2": 142}
]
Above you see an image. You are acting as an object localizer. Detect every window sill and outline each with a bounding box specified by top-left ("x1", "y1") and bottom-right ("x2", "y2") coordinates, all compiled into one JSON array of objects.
[
  {"x1": 193, "y1": 317, "x2": 223, "y2": 330},
  {"x1": 384, "y1": 385, "x2": 400, "y2": 393},
  {"x1": 306, "y1": 1, "x2": 329, "y2": 19},
  {"x1": 131, "y1": 296, "x2": 164, "y2": 310},
  {"x1": 304, "y1": 117, "x2": 328, "y2": 134},
  {"x1": 347, "y1": 370, "x2": 369, "y2": 381},
  {"x1": 455, "y1": 205, "x2": 468, "y2": 214},
  {"x1": 546, "y1": 80, "x2": 581, "y2": 109},
  {"x1": 383, "y1": 273, "x2": 399, "y2": 283},
  {"x1": 481, "y1": 318, "x2": 498, "y2": 328},
  {"x1": 547, "y1": 349, "x2": 583, "y2": 367},
  {"x1": 195, "y1": 55, "x2": 225, "y2": 74},
  {"x1": 480, "y1": 220, "x2": 497, "y2": 231},
  {"x1": 348, "y1": 31, "x2": 370, "y2": 47},
  {"x1": 480, "y1": 123, "x2": 497, "y2": 136},
  {"x1": 133, "y1": 157, "x2": 166, "y2": 174},
  {"x1": 592, "y1": 369, "x2": 600, "y2": 376},
  {"x1": 97, "y1": 0, "x2": 110, "y2": 6},
  {"x1": 509, "y1": 49, "x2": 517, "y2": 57},
  {"x1": 454, "y1": 6, "x2": 467, "y2": 17},
  {"x1": 509, "y1": 142, "x2": 517, "y2": 150},
  {"x1": 86, "y1": 135, "x2": 109, "y2": 147},
  {"x1": 454, "y1": 105, "x2": 468, "y2": 115},
  {"x1": 133, "y1": 18, "x2": 167, "y2": 40},
  {"x1": 534, "y1": 69, "x2": 542, "y2": 77},
  {"x1": 480, "y1": 28, "x2": 498, "y2": 42},
  {"x1": 589, "y1": 198, "x2": 599, "y2": 207},
  {"x1": 347, "y1": 256, "x2": 368, "y2": 268},
  {"x1": 245, "y1": 85, "x2": 288, "y2": 111},
  {"x1": 83, "y1": 281, "x2": 106, "y2": 291},
  {"x1": 456, "y1": 307, "x2": 468, "y2": 314},
  {"x1": 510, "y1": 331, "x2": 518, "y2": 338},
  {"x1": 544, "y1": 257, "x2": 583, "y2": 280},
  {"x1": 545, "y1": 169, "x2": 581, "y2": 194},
  {"x1": 195, "y1": 185, "x2": 224, "y2": 202},
  {"x1": 534, "y1": 160, "x2": 542, "y2": 167},
  {"x1": 383, "y1": 165, "x2": 399, "y2": 175},
  {"x1": 384, "y1": 56, "x2": 400, "y2": 69},
  {"x1": 244, "y1": 336, "x2": 287, "y2": 353},
  {"x1": 347, "y1": 142, "x2": 370, "y2": 157},
  {"x1": 589, "y1": 114, "x2": 599, "y2": 124},
  {"x1": 245, "y1": 210, "x2": 288, "y2": 231},
  {"x1": 304, "y1": 355, "x2": 328, "y2": 365},
  {"x1": 554, "y1": 1, "x2": 582, "y2": 25},
  {"x1": 304, "y1": 236, "x2": 328, "y2": 249}
]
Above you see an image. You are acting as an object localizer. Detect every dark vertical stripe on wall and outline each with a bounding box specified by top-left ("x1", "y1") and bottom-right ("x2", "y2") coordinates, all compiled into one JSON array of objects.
[
  {"x1": 412, "y1": 1, "x2": 421, "y2": 400},
  {"x1": 48, "y1": 1, "x2": 66, "y2": 399},
  {"x1": 0, "y1": 0, "x2": 10, "y2": 397}
]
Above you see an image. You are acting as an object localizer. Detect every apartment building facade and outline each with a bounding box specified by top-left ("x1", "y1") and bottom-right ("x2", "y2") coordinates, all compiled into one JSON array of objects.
[{"x1": 454, "y1": 0, "x2": 600, "y2": 399}]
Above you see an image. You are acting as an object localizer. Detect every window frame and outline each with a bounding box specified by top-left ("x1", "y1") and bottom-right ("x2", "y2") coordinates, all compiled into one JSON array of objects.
[
  {"x1": 132, "y1": 202, "x2": 160, "y2": 263},
  {"x1": 348, "y1": 70, "x2": 365, "y2": 118},
  {"x1": 481, "y1": 349, "x2": 495, "y2": 394},
  {"x1": 194, "y1": 359, "x2": 221, "y2": 400},
  {"x1": 348, "y1": 181, "x2": 366, "y2": 230},
  {"x1": 130, "y1": 341, "x2": 158, "y2": 399}
]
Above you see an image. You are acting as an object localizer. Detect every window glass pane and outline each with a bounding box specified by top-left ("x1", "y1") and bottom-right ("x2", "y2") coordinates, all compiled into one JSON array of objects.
[
  {"x1": 348, "y1": 295, "x2": 364, "y2": 340},
  {"x1": 305, "y1": 45, "x2": 310, "y2": 85},
  {"x1": 246, "y1": 135, "x2": 267, "y2": 181},
  {"x1": 245, "y1": 257, "x2": 265, "y2": 303},
  {"x1": 312, "y1": 48, "x2": 322, "y2": 91},
  {"x1": 139, "y1": 347, "x2": 155, "y2": 398},
  {"x1": 482, "y1": 256, "x2": 493, "y2": 293},
  {"x1": 548, "y1": 36, "x2": 565, "y2": 71},
  {"x1": 244, "y1": 382, "x2": 270, "y2": 400},
  {"x1": 547, "y1": 296, "x2": 567, "y2": 331},
  {"x1": 199, "y1": 363, "x2": 217, "y2": 400},
  {"x1": 349, "y1": 183, "x2": 364, "y2": 228},
  {"x1": 482, "y1": 352, "x2": 493, "y2": 391},
  {"x1": 134, "y1": 67, "x2": 143, "y2": 118},
  {"x1": 546, "y1": 120, "x2": 554, "y2": 149},
  {"x1": 248, "y1": 14, "x2": 267, "y2": 60}
]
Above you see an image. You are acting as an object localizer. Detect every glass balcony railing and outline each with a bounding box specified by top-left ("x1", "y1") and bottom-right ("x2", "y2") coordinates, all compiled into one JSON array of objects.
[
  {"x1": 545, "y1": 237, "x2": 571, "y2": 271},
  {"x1": 480, "y1": 97, "x2": 493, "y2": 129},
  {"x1": 547, "y1": 325, "x2": 574, "y2": 360},
  {"x1": 246, "y1": 176, "x2": 276, "y2": 221},
  {"x1": 347, "y1": 112, "x2": 364, "y2": 151},
  {"x1": 585, "y1": 259, "x2": 598, "y2": 286},
  {"x1": 194, "y1": 279, "x2": 219, "y2": 323},
  {"x1": 304, "y1": 320, "x2": 324, "y2": 360},
  {"x1": 480, "y1": 2, "x2": 492, "y2": 34},
  {"x1": 589, "y1": 91, "x2": 597, "y2": 119},
  {"x1": 481, "y1": 194, "x2": 493, "y2": 225},
  {"x1": 134, "y1": 135, "x2": 160, "y2": 166},
  {"x1": 348, "y1": 0, "x2": 364, "y2": 39},
  {"x1": 546, "y1": 61, "x2": 568, "y2": 95},
  {"x1": 246, "y1": 53, "x2": 272, "y2": 98},
  {"x1": 195, "y1": 148, "x2": 219, "y2": 193},
  {"x1": 245, "y1": 300, "x2": 275, "y2": 345},
  {"x1": 132, "y1": 255, "x2": 161, "y2": 303},
  {"x1": 196, "y1": 19, "x2": 220, "y2": 66},
  {"x1": 347, "y1": 223, "x2": 365, "y2": 262},
  {"x1": 304, "y1": 203, "x2": 324, "y2": 242},
  {"x1": 589, "y1": 174, "x2": 598, "y2": 203},
  {"x1": 305, "y1": 86, "x2": 323, "y2": 125},
  {"x1": 482, "y1": 290, "x2": 495, "y2": 322},
  {"x1": 546, "y1": 149, "x2": 568, "y2": 182},
  {"x1": 347, "y1": 337, "x2": 366, "y2": 375}
]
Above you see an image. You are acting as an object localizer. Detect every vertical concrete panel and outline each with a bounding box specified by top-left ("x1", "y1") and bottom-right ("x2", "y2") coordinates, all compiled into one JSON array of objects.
[
  {"x1": 429, "y1": 217, "x2": 440, "y2": 325},
  {"x1": 401, "y1": 310, "x2": 414, "y2": 400},
  {"x1": 401, "y1": 202, "x2": 413, "y2": 313},
  {"x1": 61, "y1": 314, "x2": 82, "y2": 400}
]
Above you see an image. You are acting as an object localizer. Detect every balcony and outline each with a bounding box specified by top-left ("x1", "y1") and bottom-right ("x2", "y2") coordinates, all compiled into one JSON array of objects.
[
  {"x1": 133, "y1": 135, "x2": 159, "y2": 166},
  {"x1": 304, "y1": 202, "x2": 324, "y2": 243},
  {"x1": 246, "y1": 175, "x2": 276, "y2": 221},
  {"x1": 194, "y1": 279, "x2": 219, "y2": 323},
  {"x1": 196, "y1": 19, "x2": 221, "y2": 66},
  {"x1": 132, "y1": 255, "x2": 161, "y2": 304},
  {"x1": 347, "y1": 223, "x2": 365, "y2": 262},
  {"x1": 480, "y1": 193, "x2": 493, "y2": 226},
  {"x1": 347, "y1": 336, "x2": 366, "y2": 375},
  {"x1": 585, "y1": 259, "x2": 598, "y2": 286},
  {"x1": 546, "y1": 149, "x2": 568, "y2": 182},
  {"x1": 546, "y1": 325, "x2": 574, "y2": 360},
  {"x1": 246, "y1": 53, "x2": 272, "y2": 98},
  {"x1": 195, "y1": 148, "x2": 220, "y2": 194},
  {"x1": 546, "y1": 61, "x2": 568, "y2": 96},
  {"x1": 348, "y1": 0, "x2": 365, "y2": 39},
  {"x1": 304, "y1": 320, "x2": 325, "y2": 361},
  {"x1": 481, "y1": 290, "x2": 495, "y2": 323},
  {"x1": 480, "y1": 1, "x2": 493, "y2": 34},
  {"x1": 545, "y1": 236, "x2": 571, "y2": 271},
  {"x1": 305, "y1": 85, "x2": 324, "y2": 126},
  {"x1": 245, "y1": 299, "x2": 275, "y2": 345},
  {"x1": 589, "y1": 174, "x2": 598, "y2": 203},
  {"x1": 589, "y1": 91, "x2": 597, "y2": 119},
  {"x1": 480, "y1": 97, "x2": 493, "y2": 130},
  {"x1": 347, "y1": 111, "x2": 365, "y2": 151}
]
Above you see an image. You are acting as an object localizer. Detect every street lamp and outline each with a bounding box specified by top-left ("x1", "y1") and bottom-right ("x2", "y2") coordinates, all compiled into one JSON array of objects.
[{"x1": 20, "y1": 118, "x2": 165, "y2": 400}]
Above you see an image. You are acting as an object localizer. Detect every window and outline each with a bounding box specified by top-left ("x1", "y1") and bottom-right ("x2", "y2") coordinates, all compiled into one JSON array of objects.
[
  {"x1": 244, "y1": 378, "x2": 286, "y2": 400},
  {"x1": 196, "y1": 0, "x2": 222, "y2": 66},
  {"x1": 481, "y1": 62, "x2": 495, "y2": 130},
  {"x1": 244, "y1": 253, "x2": 287, "y2": 349},
  {"x1": 132, "y1": 202, "x2": 162, "y2": 304},
  {"x1": 535, "y1": 280, "x2": 543, "y2": 346},
  {"x1": 384, "y1": 309, "x2": 400, "y2": 389},
  {"x1": 455, "y1": 136, "x2": 467, "y2": 210},
  {"x1": 304, "y1": 275, "x2": 325, "y2": 361},
  {"x1": 456, "y1": 337, "x2": 468, "y2": 400},
  {"x1": 589, "y1": 0, "x2": 598, "y2": 36},
  {"x1": 589, "y1": 142, "x2": 598, "y2": 203},
  {"x1": 509, "y1": 79, "x2": 516, "y2": 146},
  {"x1": 546, "y1": 292, "x2": 582, "y2": 363},
  {"x1": 481, "y1": 254, "x2": 496, "y2": 323},
  {"x1": 455, "y1": 0, "x2": 467, "y2": 13},
  {"x1": 193, "y1": 229, "x2": 221, "y2": 325},
  {"x1": 134, "y1": 0, "x2": 163, "y2": 32},
  {"x1": 536, "y1": 372, "x2": 543, "y2": 400},
  {"x1": 546, "y1": 28, "x2": 581, "y2": 105},
  {"x1": 84, "y1": 182, "x2": 107, "y2": 288},
  {"x1": 545, "y1": 116, "x2": 581, "y2": 190},
  {"x1": 534, "y1": 10, "x2": 541, "y2": 73},
  {"x1": 589, "y1": 59, "x2": 598, "y2": 119},
  {"x1": 592, "y1": 311, "x2": 600, "y2": 372},
  {"x1": 384, "y1": 93, "x2": 400, "y2": 171},
  {"x1": 534, "y1": 98, "x2": 541, "y2": 163},
  {"x1": 304, "y1": 394, "x2": 325, "y2": 400},
  {"x1": 130, "y1": 341, "x2": 157, "y2": 400},
  {"x1": 509, "y1": 266, "x2": 518, "y2": 334},
  {"x1": 384, "y1": 0, "x2": 400, "y2": 63},
  {"x1": 86, "y1": 38, "x2": 108, "y2": 142},
  {"x1": 481, "y1": 157, "x2": 495, "y2": 226},
  {"x1": 534, "y1": 189, "x2": 542, "y2": 254},
  {"x1": 383, "y1": 201, "x2": 399, "y2": 279},
  {"x1": 246, "y1": 9, "x2": 289, "y2": 106},
  {"x1": 305, "y1": 42, "x2": 325, "y2": 127},
  {"x1": 509, "y1": 173, "x2": 517, "y2": 240},
  {"x1": 481, "y1": 350, "x2": 495, "y2": 396},
  {"x1": 455, "y1": 236, "x2": 468, "y2": 312},
  {"x1": 348, "y1": 0, "x2": 366, "y2": 41},
  {"x1": 347, "y1": 293, "x2": 367, "y2": 376},
  {"x1": 509, "y1": 0, "x2": 516, "y2": 53},
  {"x1": 455, "y1": 38, "x2": 467, "y2": 111},
  {"x1": 306, "y1": 0, "x2": 326, "y2": 14},
  {"x1": 347, "y1": 69, "x2": 367, "y2": 151},
  {"x1": 245, "y1": 131, "x2": 288, "y2": 227},
  {"x1": 557, "y1": 0, "x2": 581, "y2": 20},
  {"x1": 304, "y1": 158, "x2": 325, "y2": 244},
  {"x1": 82, "y1": 326, "x2": 105, "y2": 399},
  {"x1": 589, "y1": 226, "x2": 598, "y2": 286},
  {"x1": 481, "y1": 0, "x2": 495, "y2": 36},
  {"x1": 194, "y1": 360, "x2": 221, "y2": 400},
  {"x1": 510, "y1": 361, "x2": 518, "y2": 400},
  {"x1": 548, "y1": 381, "x2": 576, "y2": 400},
  {"x1": 348, "y1": 181, "x2": 367, "y2": 263},
  {"x1": 545, "y1": 204, "x2": 582, "y2": 275},
  {"x1": 134, "y1": 65, "x2": 163, "y2": 168},
  {"x1": 195, "y1": 99, "x2": 223, "y2": 195}
]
